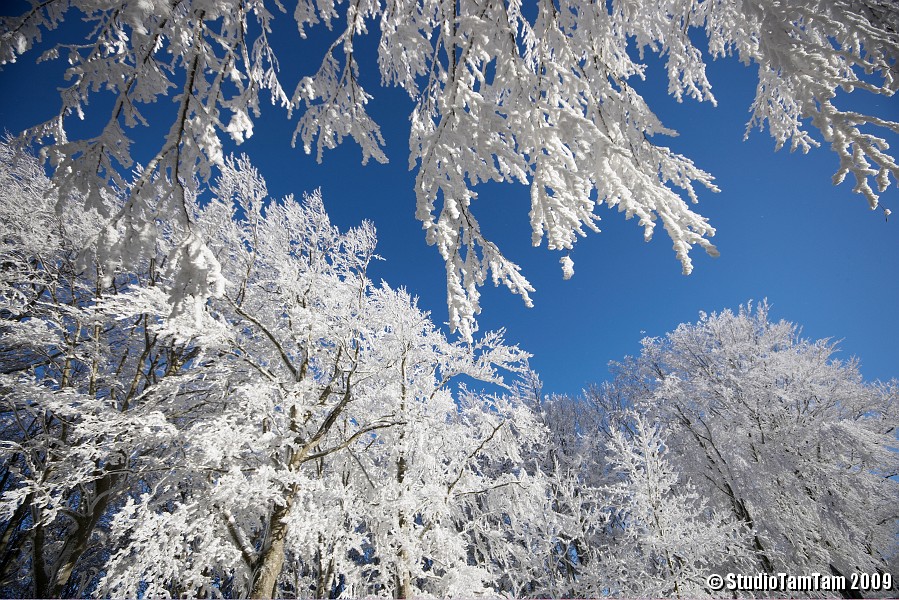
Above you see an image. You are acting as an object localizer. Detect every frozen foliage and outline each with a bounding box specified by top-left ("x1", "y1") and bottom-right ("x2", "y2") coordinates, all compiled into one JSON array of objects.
[
  {"x1": 526, "y1": 383, "x2": 751, "y2": 598},
  {"x1": 1, "y1": 149, "x2": 896, "y2": 598},
  {"x1": 3, "y1": 0, "x2": 898, "y2": 339},
  {"x1": 600, "y1": 415, "x2": 749, "y2": 598},
  {"x1": 608, "y1": 301, "x2": 899, "y2": 591},
  {"x1": 0, "y1": 146, "x2": 544, "y2": 598},
  {"x1": 529, "y1": 305, "x2": 898, "y2": 598},
  {"x1": 559, "y1": 255, "x2": 574, "y2": 281}
]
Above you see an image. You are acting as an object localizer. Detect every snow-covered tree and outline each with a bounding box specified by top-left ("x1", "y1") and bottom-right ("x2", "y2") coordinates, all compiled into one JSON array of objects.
[
  {"x1": 526, "y1": 384, "x2": 750, "y2": 598},
  {"x1": 609, "y1": 302, "x2": 899, "y2": 592},
  {"x1": 525, "y1": 305, "x2": 897, "y2": 598},
  {"x1": 0, "y1": 142, "x2": 190, "y2": 598},
  {"x1": 2, "y1": 0, "x2": 897, "y2": 338},
  {"x1": 0, "y1": 145, "x2": 552, "y2": 598},
  {"x1": 598, "y1": 414, "x2": 748, "y2": 598},
  {"x1": 518, "y1": 381, "x2": 613, "y2": 598}
]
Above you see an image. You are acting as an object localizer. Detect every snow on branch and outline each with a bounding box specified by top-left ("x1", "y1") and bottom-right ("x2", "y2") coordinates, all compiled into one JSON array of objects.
[{"x1": 2, "y1": 0, "x2": 898, "y2": 339}]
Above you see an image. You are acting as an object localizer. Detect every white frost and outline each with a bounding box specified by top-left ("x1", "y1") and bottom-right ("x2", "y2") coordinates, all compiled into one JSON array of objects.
[{"x1": 560, "y1": 255, "x2": 574, "y2": 280}]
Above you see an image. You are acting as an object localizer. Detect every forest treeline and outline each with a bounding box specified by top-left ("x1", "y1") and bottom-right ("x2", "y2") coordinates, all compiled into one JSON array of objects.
[{"x1": 1, "y1": 146, "x2": 897, "y2": 598}]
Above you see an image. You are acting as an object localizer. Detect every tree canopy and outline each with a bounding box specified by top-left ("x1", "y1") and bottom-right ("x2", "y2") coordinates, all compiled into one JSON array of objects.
[
  {"x1": 1, "y1": 145, "x2": 895, "y2": 596},
  {"x1": 2, "y1": 0, "x2": 897, "y2": 337}
]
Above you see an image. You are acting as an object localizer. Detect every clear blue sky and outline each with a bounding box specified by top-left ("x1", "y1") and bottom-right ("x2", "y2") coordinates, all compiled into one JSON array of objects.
[{"x1": 1, "y1": 10, "x2": 896, "y2": 395}]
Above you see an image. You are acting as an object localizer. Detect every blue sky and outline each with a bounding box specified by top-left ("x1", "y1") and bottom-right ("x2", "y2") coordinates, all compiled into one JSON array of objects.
[{"x1": 0, "y1": 9, "x2": 896, "y2": 395}]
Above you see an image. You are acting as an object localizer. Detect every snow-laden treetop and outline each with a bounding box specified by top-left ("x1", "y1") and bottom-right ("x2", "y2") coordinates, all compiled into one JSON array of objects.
[{"x1": 2, "y1": 0, "x2": 897, "y2": 339}]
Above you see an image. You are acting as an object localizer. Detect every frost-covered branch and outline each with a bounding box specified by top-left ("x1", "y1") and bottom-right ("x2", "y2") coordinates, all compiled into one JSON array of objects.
[{"x1": 3, "y1": 0, "x2": 897, "y2": 338}]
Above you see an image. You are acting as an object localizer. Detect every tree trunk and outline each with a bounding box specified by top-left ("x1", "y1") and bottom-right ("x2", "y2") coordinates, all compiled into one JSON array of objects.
[
  {"x1": 0, "y1": 497, "x2": 30, "y2": 583},
  {"x1": 251, "y1": 494, "x2": 296, "y2": 599},
  {"x1": 32, "y1": 517, "x2": 50, "y2": 599},
  {"x1": 48, "y1": 473, "x2": 113, "y2": 596},
  {"x1": 725, "y1": 485, "x2": 774, "y2": 574},
  {"x1": 395, "y1": 409, "x2": 411, "y2": 600}
]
